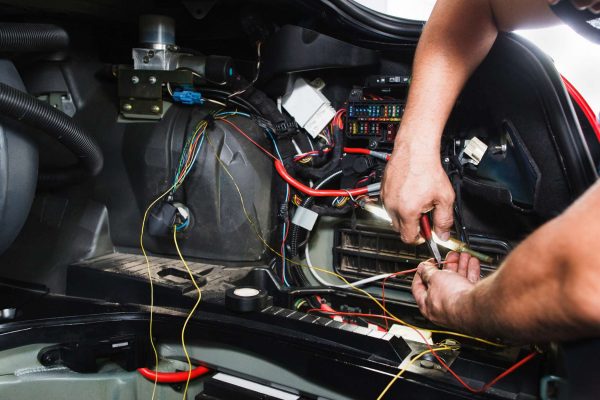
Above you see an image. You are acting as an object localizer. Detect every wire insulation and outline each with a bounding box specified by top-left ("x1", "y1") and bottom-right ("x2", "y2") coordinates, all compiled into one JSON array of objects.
[
  {"x1": 376, "y1": 346, "x2": 455, "y2": 400},
  {"x1": 173, "y1": 228, "x2": 203, "y2": 400},
  {"x1": 205, "y1": 122, "x2": 503, "y2": 349},
  {"x1": 137, "y1": 366, "x2": 210, "y2": 383}
]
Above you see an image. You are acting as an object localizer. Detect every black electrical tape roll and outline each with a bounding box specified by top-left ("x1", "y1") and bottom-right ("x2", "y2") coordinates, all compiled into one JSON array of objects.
[{"x1": 225, "y1": 287, "x2": 269, "y2": 313}]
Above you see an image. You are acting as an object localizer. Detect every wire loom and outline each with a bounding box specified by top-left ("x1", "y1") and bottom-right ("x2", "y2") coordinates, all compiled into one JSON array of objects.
[{"x1": 140, "y1": 111, "x2": 538, "y2": 399}]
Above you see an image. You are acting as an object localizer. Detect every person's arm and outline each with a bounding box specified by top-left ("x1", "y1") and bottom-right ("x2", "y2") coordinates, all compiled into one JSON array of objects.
[
  {"x1": 382, "y1": 0, "x2": 559, "y2": 244},
  {"x1": 413, "y1": 181, "x2": 600, "y2": 342}
]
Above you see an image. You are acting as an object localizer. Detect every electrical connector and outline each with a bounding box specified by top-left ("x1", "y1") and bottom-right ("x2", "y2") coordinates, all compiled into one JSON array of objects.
[
  {"x1": 463, "y1": 137, "x2": 488, "y2": 165},
  {"x1": 172, "y1": 90, "x2": 204, "y2": 105},
  {"x1": 291, "y1": 205, "x2": 319, "y2": 231},
  {"x1": 282, "y1": 78, "x2": 336, "y2": 138}
]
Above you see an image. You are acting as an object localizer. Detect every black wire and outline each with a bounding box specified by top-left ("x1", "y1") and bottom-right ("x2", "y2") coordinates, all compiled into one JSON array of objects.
[{"x1": 196, "y1": 87, "x2": 261, "y2": 115}]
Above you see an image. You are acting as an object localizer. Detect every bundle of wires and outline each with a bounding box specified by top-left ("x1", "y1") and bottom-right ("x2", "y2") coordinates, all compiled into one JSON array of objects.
[
  {"x1": 171, "y1": 119, "x2": 209, "y2": 196},
  {"x1": 141, "y1": 105, "x2": 537, "y2": 399},
  {"x1": 200, "y1": 116, "x2": 540, "y2": 398},
  {"x1": 140, "y1": 110, "x2": 257, "y2": 400}
]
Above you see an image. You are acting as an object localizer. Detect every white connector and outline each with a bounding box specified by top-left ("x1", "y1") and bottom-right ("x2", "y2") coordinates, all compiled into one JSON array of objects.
[
  {"x1": 463, "y1": 136, "x2": 488, "y2": 165},
  {"x1": 282, "y1": 77, "x2": 336, "y2": 138}
]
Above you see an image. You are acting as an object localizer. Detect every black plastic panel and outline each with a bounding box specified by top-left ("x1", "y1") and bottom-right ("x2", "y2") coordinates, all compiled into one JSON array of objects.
[
  {"x1": 260, "y1": 25, "x2": 380, "y2": 81},
  {"x1": 113, "y1": 109, "x2": 276, "y2": 263}
]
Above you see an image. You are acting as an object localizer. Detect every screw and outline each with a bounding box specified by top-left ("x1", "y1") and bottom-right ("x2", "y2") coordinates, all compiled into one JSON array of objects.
[
  {"x1": 443, "y1": 157, "x2": 450, "y2": 163},
  {"x1": 420, "y1": 360, "x2": 435, "y2": 369},
  {"x1": 131, "y1": 75, "x2": 140, "y2": 84},
  {"x1": 148, "y1": 76, "x2": 157, "y2": 84},
  {"x1": 122, "y1": 103, "x2": 133, "y2": 111},
  {"x1": 41, "y1": 352, "x2": 56, "y2": 365},
  {"x1": 143, "y1": 56, "x2": 150, "y2": 64},
  {"x1": 151, "y1": 105, "x2": 161, "y2": 113},
  {"x1": 491, "y1": 144, "x2": 507, "y2": 154}
]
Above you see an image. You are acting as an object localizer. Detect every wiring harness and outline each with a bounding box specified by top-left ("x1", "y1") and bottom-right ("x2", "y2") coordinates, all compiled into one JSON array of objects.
[{"x1": 138, "y1": 64, "x2": 539, "y2": 400}]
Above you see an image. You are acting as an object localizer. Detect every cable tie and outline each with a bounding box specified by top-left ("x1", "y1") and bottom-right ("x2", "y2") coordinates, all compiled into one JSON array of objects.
[{"x1": 203, "y1": 114, "x2": 215, "y2": 129}]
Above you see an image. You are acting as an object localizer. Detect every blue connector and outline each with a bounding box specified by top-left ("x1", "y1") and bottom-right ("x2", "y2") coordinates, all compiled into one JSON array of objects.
[{"x1": 172, "y1": 90, "x2": 204, "y2": 105}]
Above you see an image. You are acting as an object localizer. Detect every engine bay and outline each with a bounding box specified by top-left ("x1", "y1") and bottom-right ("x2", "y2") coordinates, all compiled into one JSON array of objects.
[{"x1": 0, "y1": 1, "x2": 598, "y2": 399}]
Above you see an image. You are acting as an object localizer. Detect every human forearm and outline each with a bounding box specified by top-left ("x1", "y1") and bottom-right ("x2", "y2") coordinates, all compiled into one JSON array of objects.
[
  {"x1": 397, "y1": 0, "x2": 559, "y2": 151},
  {"x1": 384, "y1": 0, "x2": 499, "y2": 242},
  {"x1": 453, "y1": 184, "x2": 600, "y2": 341},
  {"x1": 396, "y1": 0, "x2": 498, "y2": 152}
]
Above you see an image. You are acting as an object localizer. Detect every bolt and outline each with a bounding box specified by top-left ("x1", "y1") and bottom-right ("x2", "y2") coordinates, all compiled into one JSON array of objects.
[
  {"x1": 420, "y1": 360, "x2": 435, "y2": 369},
  {"x1": 491, "y1": 144, "x2": 507, "y2": 154},
  {"x1": 122, "y1": 103, "x2": 133, "y2": 111},
  {"x1": 151, "y1": 105, "x2": 161, "y2": 113},
  {"x1": 41, "y1": 352, "x2": 56, "y2": 365},
  {"x1": 148, "y1": 76, "x2": 157, "y2": 84},
  {"x1": 131, "y1": 75, "x2": 140, "y2": 84}
]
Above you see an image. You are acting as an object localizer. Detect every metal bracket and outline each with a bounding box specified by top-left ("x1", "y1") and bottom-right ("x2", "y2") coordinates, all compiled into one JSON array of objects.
[{"x1": 117, "y1": 68, "x2": 193, "y2": 120}]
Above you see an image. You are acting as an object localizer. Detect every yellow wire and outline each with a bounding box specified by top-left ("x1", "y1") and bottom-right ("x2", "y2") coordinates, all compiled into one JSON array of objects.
[
  {"x1": 204, "y1": 129, "x2": 504, "y2": 349},
  {"x1": 140, "y1": 185, "x2": 174, "y2": 400},
  {"x1": 139, "y1": 120, "x2": 208, "y2": 400},
  {"x1": 173, "y1": 227, "x2": 203, "y2": 400},
  {"x1": 376, "y1": 346, "x2": 456, "y2": 400}
]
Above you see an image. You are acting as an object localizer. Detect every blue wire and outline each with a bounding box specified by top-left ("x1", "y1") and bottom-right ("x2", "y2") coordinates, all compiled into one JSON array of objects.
[
  {"x1": 264, "y1": 128, "x2": 292, "y2": 287},
  {"x1": 173, "y1": 111, "x2": 293, "y2": 287},
  {"x1": 177, "y1": 133, "x2": 206, "y2": 185},
  {"x1": 175, "y1": 219, "x2": 190, "y2": 231}
]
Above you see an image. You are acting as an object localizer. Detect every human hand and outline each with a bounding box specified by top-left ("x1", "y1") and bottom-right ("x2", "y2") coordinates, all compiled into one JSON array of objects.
[
  {"x1": 411, "y1": 251, "x2": 481, "y2": 328},
  {"x1": 549, "y1": 0, "x2": 600, "y2": 14},
  {"x1": 572, "y1": 0, "x2": 600, "y2": 13},
  {"x1": 382, "y1": 142, "x2": 455, "y2": 244}
]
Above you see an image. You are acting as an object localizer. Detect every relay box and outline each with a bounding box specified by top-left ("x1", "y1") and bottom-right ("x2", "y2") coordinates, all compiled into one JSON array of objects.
[{"x1": 345, "y1": 101, "x2": 404, "y2": 144}]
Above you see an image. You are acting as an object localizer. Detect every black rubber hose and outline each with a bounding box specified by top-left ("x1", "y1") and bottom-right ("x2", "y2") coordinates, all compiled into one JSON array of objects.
[
  {"x1": 0, "y1": 23, "x2": 69, "y2": 52},
  {"x1": 0, "y1": 82, "x2": 103, "y2": 186}
]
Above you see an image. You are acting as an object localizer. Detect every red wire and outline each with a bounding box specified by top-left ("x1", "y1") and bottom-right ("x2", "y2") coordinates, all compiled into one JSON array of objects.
[
  {"x1": 294, "y1": 147, "x2": 376, "y2": 162},
  {"x1": 381, "y1": 268, "x2": 418, "y2": 329},
  {"x1": 274, "y1": 160, "x2": 370, "y2": 197},
  {"x1": 219, "y1": 119, "x2": 378, "y2": 198},
  {"x1": 218, "y1": 117, "x2": 537, "y2": 390},
  {"x1": 219, "y1": 118, "x2": 278, "y2": 160},
  {"x1": 137, "y1": 366, "x2": 210, "y2": 383},
  {"x1": 343, "y1": 147, "x2": 371, "y2": 155},
  {"x1": 308, "y1": 308, "x2": 537, "y2": 393}
]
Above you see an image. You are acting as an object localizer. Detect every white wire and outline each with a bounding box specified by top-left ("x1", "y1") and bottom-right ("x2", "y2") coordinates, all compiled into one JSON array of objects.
[
  {"x1": 317, "y1": 133, "x2": 330, "y2": 145},
  {"x1": 302, "y1": 169, "x2": 392, "y2": 288},
  {"x1": 306, "y1": 133, "x2": 315, "y2": 151},
  {"x1": 228, "y1": 41, "x2": 261, "y2": 98},
  {"x1": 304, "y1": 237, "x2": 393, "y2": 288},
  {"x1": 291, "y1": 138, "x2": 303, "y2": 155}
]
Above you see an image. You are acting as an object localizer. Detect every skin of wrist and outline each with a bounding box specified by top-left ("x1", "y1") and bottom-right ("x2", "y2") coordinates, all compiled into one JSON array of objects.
[
  {"x1": 388, "y1": 140, "x2": 441, "y2": 169},
  {"x1": 393, "y1": 127, "x2": 441, "y2": 159},
  {"x1": 446, "y1": 286, "x2": 477, "y2": 331}
]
